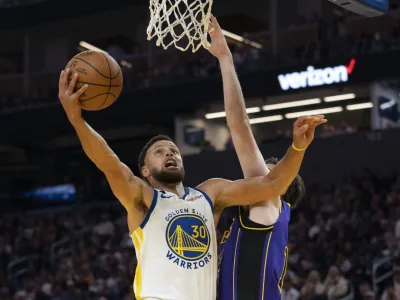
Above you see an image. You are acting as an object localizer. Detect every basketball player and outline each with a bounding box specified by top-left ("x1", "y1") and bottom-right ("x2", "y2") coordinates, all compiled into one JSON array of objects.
[
  {"x1": 58, "y1": 55, "x2": 323, "y2": 299},
  {"x1": 207, "y1": 16, "x2": 326, "y2": 300}
]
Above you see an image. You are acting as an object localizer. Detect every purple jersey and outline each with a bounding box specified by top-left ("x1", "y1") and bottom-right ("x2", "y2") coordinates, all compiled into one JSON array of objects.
[{"x1": 218, "y1": 201, "x2": 290, "y2": 300}]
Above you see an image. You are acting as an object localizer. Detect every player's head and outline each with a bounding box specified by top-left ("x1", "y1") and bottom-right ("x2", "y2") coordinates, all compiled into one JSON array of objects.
[
  {"x1": 138, "y1": 135, "x2": 185, "y2": 185},
  {"x1": 265, "y1": 157, "x2": 305, "y2": 208}
]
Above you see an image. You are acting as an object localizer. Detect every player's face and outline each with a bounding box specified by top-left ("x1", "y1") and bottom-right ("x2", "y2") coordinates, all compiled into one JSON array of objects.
[{"x1": 143, "y1": 140, "x2": 185, "y2": 184}]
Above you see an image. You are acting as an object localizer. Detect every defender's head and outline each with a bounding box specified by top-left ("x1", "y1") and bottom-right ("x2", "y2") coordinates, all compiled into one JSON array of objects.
[
  {"x1": 265, "y1": 157, "x2": 305, "y2": 208},
  {"x1": 138, "y1": 135, "x2": 185, "y2": 185}
]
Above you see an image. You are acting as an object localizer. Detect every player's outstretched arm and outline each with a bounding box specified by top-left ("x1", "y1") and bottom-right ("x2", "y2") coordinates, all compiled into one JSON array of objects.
[
  {"x1": 58, "y1": 69, "x2": 151, "y2": 213},
  {"x1": 198, "y1": 116, "x2": 327, "y2": 208},
  {"x1": 207, "y1": 15, "x2": 267, "y2": 178},
  {"x1": 266, "y1": 115, "x2": 325, "y2": 181}
]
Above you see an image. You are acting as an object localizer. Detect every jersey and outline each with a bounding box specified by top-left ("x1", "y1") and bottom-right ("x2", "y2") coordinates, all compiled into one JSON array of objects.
[
  {"x1": 218, "y1": 201, "x2": 291, "y2": 300},
  {"x1": 130, "y1": 187, "x2": 217, "y2": 300}
]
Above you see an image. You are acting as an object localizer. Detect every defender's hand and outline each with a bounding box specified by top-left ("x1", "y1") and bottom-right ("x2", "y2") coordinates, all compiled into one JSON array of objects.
[
  {"x1": 293, "y1": 115, "x2": 327, "y2": 150},
  {"x1": 58, "y1": 68, "x2": 88, "y2": 126},
  {"x1": 207, "y1": 15, "x2": 232, "y2": 60}
]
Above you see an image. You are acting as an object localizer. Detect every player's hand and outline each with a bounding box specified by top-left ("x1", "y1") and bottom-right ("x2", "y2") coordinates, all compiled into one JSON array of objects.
[
  {"x1": 207, "y1": 15, "x2": 232, "y2": 60},
  {"x1": 58, "y1": 68, "x2": 88, "y2": 126},
  {"x1": 292, "y1": 115, "x2": 327, "y2": 150}
]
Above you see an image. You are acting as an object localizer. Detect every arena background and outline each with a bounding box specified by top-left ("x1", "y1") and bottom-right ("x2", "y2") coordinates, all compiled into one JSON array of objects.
[{"x1": 1, "y1": 0, "x2": 400, "y2": 299}]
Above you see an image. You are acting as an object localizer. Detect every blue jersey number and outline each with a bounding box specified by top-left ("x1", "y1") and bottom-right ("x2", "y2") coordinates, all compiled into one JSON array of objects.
[{"x1": 278, "y1": 247, "x2": 289, "y2": 291}]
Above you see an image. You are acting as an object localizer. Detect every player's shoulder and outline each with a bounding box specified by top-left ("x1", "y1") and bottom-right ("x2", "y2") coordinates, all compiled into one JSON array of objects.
[
  {"x1": 197, "y1": 178, "x2": 231, "y2": 188},
  {"x1": 197, "y1": 178, "x2": 223, "y2": 198},
  {"x1": 197, "y1": 178, "x2": 235, "y2": 192},
  {"x1": 196, "y1": 178, "x2": 229, "y2": 211}
]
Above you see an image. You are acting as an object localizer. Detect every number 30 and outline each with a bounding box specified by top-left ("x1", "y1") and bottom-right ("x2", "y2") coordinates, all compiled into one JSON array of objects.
[{"x1": 192, "y1": 225, "x2": 206, "y2": 238}]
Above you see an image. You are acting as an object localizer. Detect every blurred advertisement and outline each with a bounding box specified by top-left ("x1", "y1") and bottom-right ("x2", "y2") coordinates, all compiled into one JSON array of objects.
[
  {"x1": 21, "y1": 184, "x2": 76, "y2": 201},
  {"x1": 371, "y1": 82, "x2": 400, "y2": 130}
]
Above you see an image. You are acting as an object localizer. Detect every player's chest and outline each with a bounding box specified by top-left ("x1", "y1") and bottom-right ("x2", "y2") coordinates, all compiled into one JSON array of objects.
[
  {"x1": 158, "y1": 190, "x2": 211, "y2": 218},
  {"x1": 156, "y1": 189, "x2": 213, "y2": 232},
  {"x1": 156, "y1": 194, "x2": 215, "y2": 270},
  {"x1": 160, "y1": 199, "x2": 212, "y2": 235}
]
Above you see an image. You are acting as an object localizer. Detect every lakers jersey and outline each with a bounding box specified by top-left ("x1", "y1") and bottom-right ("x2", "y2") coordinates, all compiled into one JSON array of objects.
[
  {"x1": 130, "y1": 187, "x2": 217, "y2": 300},
  {"x1": 218, "y1": 202, "x2": 290, "y2": 300}
]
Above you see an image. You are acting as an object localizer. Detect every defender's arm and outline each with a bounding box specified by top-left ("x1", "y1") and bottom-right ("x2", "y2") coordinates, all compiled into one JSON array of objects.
[
  {"x1": 199, "y1": 116, "x2": 327, "y2": 208},
  {"x1": 199, "y1": 145, "x2": 305, "y2": 208},
  {"x1": 208, "y1": 16, "x2": 268, "y2": 179},
  {"x1": 219, "y1": 56, "x2": 269, "y2": 178}
]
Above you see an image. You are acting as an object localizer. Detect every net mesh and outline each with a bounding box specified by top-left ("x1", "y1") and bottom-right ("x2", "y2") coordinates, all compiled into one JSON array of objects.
[{"x1": 147, "y1": 0, "x2": 213, "y2": 52}]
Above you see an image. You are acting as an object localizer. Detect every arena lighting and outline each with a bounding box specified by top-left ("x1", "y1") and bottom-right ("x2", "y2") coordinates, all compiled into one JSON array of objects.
[
  {"x1": 79, "y1": 41, "x2": 107, "y2": 53},
  {"x1": 262, "y1": 98, "x2": 321, "y2": 111},
  {"x1": 205, "y1": 107, "x2": 261, "y2": 119},
  {"x1": 324, "y1": 93, "x2": 356, "y2": 102},
  {"x1": 221, "y1": 30, "x2": 263, "y2": 49},
  {"x1": 285, "y1": 107, "x2": 343, "y2": 119},
  {"x1": 79, "y1": 41, "x2": 132, "y2": 68},
  {"x1": 346, "y1": 102, "x2": 373, "y2": 110},
  {"x1": 249, "y1": 115, "x2": 284, "y2": 124},
  {"x1": 120, "y1": 60, "x2": 133, "y2": 69}
]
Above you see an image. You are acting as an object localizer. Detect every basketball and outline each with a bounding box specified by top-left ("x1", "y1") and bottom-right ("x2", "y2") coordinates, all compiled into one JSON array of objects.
[{"x1": 65, "y1": 50, "x2": 123, "y2": 111}]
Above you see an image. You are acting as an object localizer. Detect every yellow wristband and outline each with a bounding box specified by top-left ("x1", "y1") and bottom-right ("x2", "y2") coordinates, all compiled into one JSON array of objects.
[{"x1": 292, "y1": 142, "x2": 307, "y2": 152}]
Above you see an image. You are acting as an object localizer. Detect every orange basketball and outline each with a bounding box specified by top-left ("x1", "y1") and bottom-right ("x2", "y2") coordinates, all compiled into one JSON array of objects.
[{"x1": 65, "y1": 50, "x2": 123, "y2": 111}]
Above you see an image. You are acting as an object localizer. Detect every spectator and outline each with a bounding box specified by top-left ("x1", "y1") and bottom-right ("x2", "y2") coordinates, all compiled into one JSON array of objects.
[
  {"x1": 281, "y1": 277, "x2": 300, "y2": 300},
  {"x1": 93, "y1": 214, "x2": 115, "y2": 236},
  {"x1": 381, "y1": 268, "x2": 400, "y2": 300},
  {"x1": 300, "y1": 270, "x2": 325, "y2": 299},
  {"x1": 322, "y1": 265, "x2": 348, "y2": 299},
  {"x1": 364, "y1": 290, "x2": 377, "y2": 300},
  {"x1": 380, "y1": 284, "x2": 396, "y2": 300}
]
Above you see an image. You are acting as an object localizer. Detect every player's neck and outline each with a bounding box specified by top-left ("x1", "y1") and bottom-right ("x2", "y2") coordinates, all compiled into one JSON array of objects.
[
  {"x1": 152, "y1": 181, "x2": 186, "y2": 198},
  {"x1": 248, "y1": 197, "x2": 281, "y2": 226}
]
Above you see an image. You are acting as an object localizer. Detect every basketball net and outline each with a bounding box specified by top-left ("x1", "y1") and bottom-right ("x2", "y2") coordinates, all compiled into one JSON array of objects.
[{"x1": 147, "y1": 0, "x2": 213, "y2": 52}]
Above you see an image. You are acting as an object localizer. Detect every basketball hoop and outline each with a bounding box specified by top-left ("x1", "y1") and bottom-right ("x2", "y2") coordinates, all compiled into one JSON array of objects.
[{"x1": 146, "y1": 0, "x2": 213, "y2": 52}]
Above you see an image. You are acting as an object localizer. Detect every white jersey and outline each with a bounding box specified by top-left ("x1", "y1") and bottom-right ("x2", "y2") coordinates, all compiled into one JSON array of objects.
[{"x1": 130, "y1": 187, "x2": 217, "y2": 300}]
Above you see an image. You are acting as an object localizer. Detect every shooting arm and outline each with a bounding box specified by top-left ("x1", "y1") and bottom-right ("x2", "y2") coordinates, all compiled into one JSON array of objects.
[
  {"x1": 219, "y1": 56, "x2": 268, "y2": 178},
  {"x1": 74, "y1": 118, "x2": 121, "y2": 173},
  {"x1": 200, "y1": 145, "x2": 305, "y2": 208},
  {"x1": 73, "y1": 118, "x2": 143, "y2": 208}
]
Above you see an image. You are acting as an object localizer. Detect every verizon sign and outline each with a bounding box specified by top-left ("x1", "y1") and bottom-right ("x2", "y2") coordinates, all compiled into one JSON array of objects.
[{"x1": 278, "y1": 58, "x2": 356, "y2": 91}]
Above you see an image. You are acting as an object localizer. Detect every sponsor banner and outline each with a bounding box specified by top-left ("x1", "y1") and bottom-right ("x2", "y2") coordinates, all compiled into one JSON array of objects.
[{"x1": 278, "y1": 58, "x2": 356, "y2": 91}]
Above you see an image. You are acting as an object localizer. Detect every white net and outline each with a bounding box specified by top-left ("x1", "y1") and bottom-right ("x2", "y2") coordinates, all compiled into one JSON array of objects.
[{"x1": 147, "y1": 0, "x2": 213, "y2": 52}]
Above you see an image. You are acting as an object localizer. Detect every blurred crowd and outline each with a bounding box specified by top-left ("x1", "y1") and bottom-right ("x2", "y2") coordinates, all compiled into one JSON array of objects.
[
  {"x1": 220, "y1": 173, "x2": 400, "y2": 300},
  {"x1": 1, "y1": 173, "x2": 399, "y2": 299},
  {"x1": 1, "y1": 16, "x2": 400, "y2": 113},
  {"x1": 0, "y1": 207, "x2": 136, "y2": 300},
  {"x1": 284, "y1": 174, "x2": 400, "y2": 300}
]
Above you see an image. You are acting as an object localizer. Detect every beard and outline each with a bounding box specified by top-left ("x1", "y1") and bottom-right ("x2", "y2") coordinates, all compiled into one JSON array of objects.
[{"x1": 151, "y1": 167, "x2": 185, "y2": 184}]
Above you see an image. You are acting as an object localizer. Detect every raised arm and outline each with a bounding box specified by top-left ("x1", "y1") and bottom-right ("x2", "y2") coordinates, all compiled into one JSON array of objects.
[
  {"x1": 58, "y1": 69, "x2": 152, "y2": 218},
  {"x1": 266, "y1": 115, "x2": 325, "y2": 182},
  {"x1": 199, "y1": 116, "x2": 326, "y2": 208},
  {"x1": 207, "y1": 15, "x2": 267, "y2": 178},
  {"x1": 71, "y1": 119, "x2": 144, "y2": 207}
]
